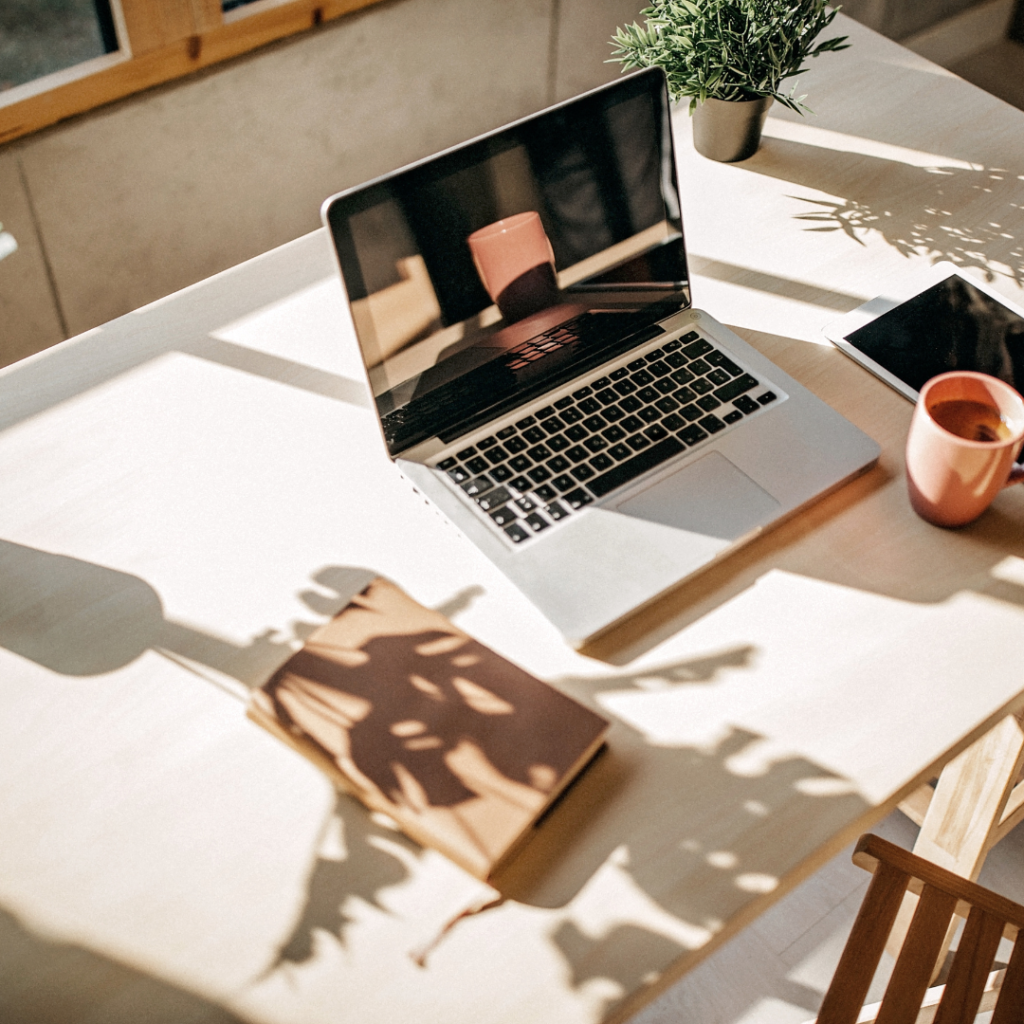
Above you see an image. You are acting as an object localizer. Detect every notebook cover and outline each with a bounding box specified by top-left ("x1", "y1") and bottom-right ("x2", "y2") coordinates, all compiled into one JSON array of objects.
[{"x1": 248, "y1": 577, "x2": 609, "y2": 880}]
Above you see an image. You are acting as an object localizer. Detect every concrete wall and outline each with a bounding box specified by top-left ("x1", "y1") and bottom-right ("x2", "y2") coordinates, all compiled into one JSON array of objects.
[{"x1": 0, "y1": 0, "x2": 646, "y2": 366}]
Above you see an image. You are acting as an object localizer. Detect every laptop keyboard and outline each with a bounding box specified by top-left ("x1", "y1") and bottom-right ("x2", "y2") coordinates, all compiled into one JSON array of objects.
[{"x1": 436, "y1": 330, "x2": 782, "y2": 546}]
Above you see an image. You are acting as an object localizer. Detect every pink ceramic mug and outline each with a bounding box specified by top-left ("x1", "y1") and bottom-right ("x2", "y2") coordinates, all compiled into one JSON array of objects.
[
  {"x1": 467, "y1": 211, "x2": 559, "y2": 324},
  {"x1": 905, "y1": 370, "x2": 1024, "y2": 527}
]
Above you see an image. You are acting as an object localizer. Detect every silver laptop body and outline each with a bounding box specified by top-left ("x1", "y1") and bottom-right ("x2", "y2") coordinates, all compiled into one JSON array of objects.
[{"x1": 322, "y1": 70, "x2": 879, "y2": 647}]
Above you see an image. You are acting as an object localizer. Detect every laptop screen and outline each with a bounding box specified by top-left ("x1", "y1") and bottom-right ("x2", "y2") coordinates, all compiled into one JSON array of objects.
[{"x1": 324, "y1": 68, "x2": 689, "y2": 457}]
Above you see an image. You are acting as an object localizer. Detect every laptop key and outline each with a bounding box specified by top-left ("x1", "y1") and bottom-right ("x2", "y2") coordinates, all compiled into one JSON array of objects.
[
  {"x1": 582, "y1": 415, "x2": 606, "y2": 431},
  {"x1": 534, "y1": 484, "x2": 557, "y2": 502},
  {"x1": 554, "y1": 395, "x2": 574, "y2": 410},
  {"x1": 665, "y1": 351, "x2": 687, "y2": 368},
  {"x1": 478, "y1": 436, "x2": 497, "y2": 450},
  {"x1": 553, "y1": 474, "x2": 576, "y2": 493},
  {"x1": 723, "y1": 410, "x2": 744, "y2": 424},
  {"x1": 509, "y1": 475, "x2": 531, "y2": 492},
  {"x1": 714, "y1": 373, "x2": 759, "y2": 402},
  {"x1": 527, "y1": 465, "x2": 552, "y2": 484},
  {"x1": 548, "y1": 433, "x2": 570, "y2": 452},
  {"x1": 477, "y1": 486, "x2": 510, "y2": 510},
  {"x1": 696, "y1": 395, "x2": 721, "y2": 412},
  {"x1": 566, "y1": 424, "x2": 588, "y2": 442},
  {"x1": 679, "y1": 403, "x2": 703, "y2": 422},
  {"x1": 592, "y1": 376, "x2": 611, "y2": 389},
  {"x1": 583, "y1": 436, "x2": 608, "y2": 453},
  {"x1": 490, "y1": 506, "x2": 518, "y2": 526},
  {"x1": 691, "y1": 379, "x2": 714, "y2": 395},
  {"x1": 590, "y1": 453, "x2": 614, "y2": 471},
  {"x1": 525, "y1": 512, "x2": 550, "y2": 532},
  {"x1": 662, "y1": 413, "x2": 685, "y2": 431},
  {"x1": 637, "y1": 386, "x2": 659, "y2": 403},
  {"x1": 654, "y1": 378, "x2": 677, "y2": 395},
  {"x1": 603, "y1": 424, "x2": 626, "y2": 442},
  {"x1": 626, "y1": 434, "x2": 650, "y2": 451},
  {"x1": 699, "y1": 415, "x2": 726, "y2": 434},
  {"x1": 644, "y1": 423, "x2": 668, "y2": 441},
  {"x1": 610, "y1": 366, "x2": 630, "y2": 380},
  {"x1": 504, "y1": 522, "x2": 530, "y2": 543},
  {"x1": 609, "y1": 443, "x2": 631, "y2": 461},
  {"x1": 515, "y1": 415, "x2": 536, "y2": 429},
  {"x1": 509, "y1": 454, "x2": 532, "y2": 472},
  {"x1": 463, "y1": 475, "x2": 493, "y2": 496},
  {"x1": 562, "y1": 407, "x2": 584, "y2": 424},
  {"x1": 546, "y1": 501, "x2": 570, "y2": 521},
  {"x1": 596, "y1": 388, "x2": 619, "y2": 406},
  {"x1": 466, "y1": 456, "x2": 489, "y2": 474},
  {"x1": 758, "y1": 391, "x2": 778, "y2": 405},
  {"x1": 457, "y1": 446, "x2": 478, "y2": 460},
  {"x1": 514, "y1": 496, "x2": 536, "y2": 512},
  {"x1": 492, "y1": 464, "x2": 514, "y2": 482},
  {"x1": 447, "y1": 465, "x2": 471, "y2": 483},
  {"x1": 682, "y1": 337, "x2": 712, "y2": 358},
  {"x1": 536, "y1": 405, "x2": 555, "y2": 419},
  {"x1": 565, "y1": 445, "x2": 589, "y2": 463},
  {"x1": 438, "y1": 457, "x2": 457, "y2": 470},
  {"x1": 688, "y1": 358, "x2": 711, "y2": 376},
  {"x1": 706, "y1": 351, "x2": 743, "y2": 375},
  {"x1": 496, "y1": 425, "x2": 517, "y2": 439},
  {"x1": 527, "y1": 444, "x2": 552, "y2": 461},
  {"x1": 664, "y1": 339, "x2": 682, "y2": 352},
  {"x1": 523, "y1": 426, "x2": 546, "y2": 444},
  {"x1": 578, "y1": 397, "x2": 602, "y2": 415},
  {"x1": 588, "y1": 436, "x2": 685, "y2": 498},
  {"x1": 613, "y1": 379, "x2": 637, "y2": 396},
  {"x1": 619, "y1": 396, "x2": 642, "y2": 413},
  {"x1": 572, "y1": 386, "x2": 593, "y2": 399},
  {"x1": 505, "y1": 435, "x2": 527, "y2": 453},
  {"x1": 547, "y1": 455, "x2": 571, "y2": 473},
  {"x1": 603, "y1": 405, "x2": 625, "y2": 422},
  {"x1": 734, "y1": 395, "x2": 759, "y2": 414},
  {"x1": 540, "y1": 416, "x2": 565, "y2": 434},
  {"x1": 656, "y1": 396, "x2": 680, "y2": 413},
  {"x1": 671, "y1": 368, "x2": 695, "y2": 385},
  {"x1": 631, "y1": 369, "x2": 654, "y2": 387},
  {"x1": 638, "y1": 406, "x2": 661, "y2": 423},
  {"x1": 565, "y1": 488, "x2": 594, "y2": 509},
  {"x1": 678, "y1": 424, "x2": 709, "y2": 446},
  {"x1": 647, "y1": 360, "x2": 671, "y2": 377},
  {"x1": 485, "y1": 446, "x2": 509, "y2": 464},
  {"x1": 706, "y1": 368, "x2": 731, "y2": 387}
]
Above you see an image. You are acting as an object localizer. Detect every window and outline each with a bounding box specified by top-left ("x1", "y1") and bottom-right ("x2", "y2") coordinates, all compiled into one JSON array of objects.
[
  {"x1": 0, "y1": 0, "x2": 117, "y2": 93},
  {"x1": 0, "y1": 0, "x2": 386, "y2": 145}
]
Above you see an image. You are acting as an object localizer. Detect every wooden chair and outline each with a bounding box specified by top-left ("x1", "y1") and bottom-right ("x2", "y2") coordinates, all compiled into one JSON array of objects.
[{"x1": 814, "y1": 833, "x2": 1024, "y2": 1024}]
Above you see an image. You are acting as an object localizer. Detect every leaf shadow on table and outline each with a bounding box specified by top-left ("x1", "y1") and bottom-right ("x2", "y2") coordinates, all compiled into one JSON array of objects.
[
  {"x1": 749, "y1": 136, "x2": 1024, "y2": 286},
  {"x1": 0, "y1": 904, "x2": 245, "y2": 1024},
  {"x1": 491, "y1": 653, "x2": 875, "y2": 1023}
]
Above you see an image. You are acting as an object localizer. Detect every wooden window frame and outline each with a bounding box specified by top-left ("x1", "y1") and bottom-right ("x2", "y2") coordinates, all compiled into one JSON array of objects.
[{"x1": 0, "y1": 0, "x2": 385, "y2": 146}]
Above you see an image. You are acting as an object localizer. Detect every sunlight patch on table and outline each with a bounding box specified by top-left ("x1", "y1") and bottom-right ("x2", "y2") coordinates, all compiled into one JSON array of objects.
[{"x1": 762, "y1": 118, "x2": 982, "y2": 172}]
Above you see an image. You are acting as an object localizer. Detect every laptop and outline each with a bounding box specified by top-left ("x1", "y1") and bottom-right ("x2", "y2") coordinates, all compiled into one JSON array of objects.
[{"x1": 321, "y1": 69, "x2": 880, "y2": 647}]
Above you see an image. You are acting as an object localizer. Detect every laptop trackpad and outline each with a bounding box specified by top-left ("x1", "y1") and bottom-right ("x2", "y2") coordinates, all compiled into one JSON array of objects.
[{"x1": 614, "y1": 451, "x2": 781, "y2": 540}]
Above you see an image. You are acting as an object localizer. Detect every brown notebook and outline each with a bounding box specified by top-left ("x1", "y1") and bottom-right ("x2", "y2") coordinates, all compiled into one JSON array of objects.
[{"x1": 248, "y1": 577, "x2": 609, "y2": 880}]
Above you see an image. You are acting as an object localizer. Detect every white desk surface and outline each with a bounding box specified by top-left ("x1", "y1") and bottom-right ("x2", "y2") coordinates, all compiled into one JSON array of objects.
[{"x1": 3, "y1": 16, "x2": 1024, "y2": 1024}]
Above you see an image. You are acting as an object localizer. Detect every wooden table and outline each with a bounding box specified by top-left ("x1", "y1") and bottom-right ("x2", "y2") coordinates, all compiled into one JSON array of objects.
[{"x1": 3, "y1": 16, "x2": 1024, "y2": 1024}]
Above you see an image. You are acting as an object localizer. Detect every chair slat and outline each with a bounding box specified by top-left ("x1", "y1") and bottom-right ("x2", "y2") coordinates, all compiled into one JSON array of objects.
[
  {"x1": 991, "y1": 931, "x2": 1024, "y2": 1024},
  {"x1": 933, "y1": 907, "x2": 1004, "y2": 1024},
  {"x1": 876, "y1": 884, "x2": 957, "y2": 1024},
  {"x1": 817, "y1": 861, "x2": 910, "y2": 1024}
]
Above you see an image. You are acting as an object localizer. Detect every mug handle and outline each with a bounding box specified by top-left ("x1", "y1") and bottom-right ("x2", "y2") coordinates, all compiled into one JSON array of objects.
[{"x1": 1009, "y1": 463, "x2": 1024, "y2": 486}]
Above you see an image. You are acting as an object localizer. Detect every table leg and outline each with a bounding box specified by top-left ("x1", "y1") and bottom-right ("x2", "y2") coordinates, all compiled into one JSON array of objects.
[{"x1": 886, "y1": 712, "x2": 1024, "y2": 973}]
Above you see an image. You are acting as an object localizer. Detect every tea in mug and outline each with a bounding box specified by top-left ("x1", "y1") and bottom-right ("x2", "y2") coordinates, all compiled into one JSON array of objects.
[{"x1": 928, "y1": 398, "x2": 1014, "y2": 442}]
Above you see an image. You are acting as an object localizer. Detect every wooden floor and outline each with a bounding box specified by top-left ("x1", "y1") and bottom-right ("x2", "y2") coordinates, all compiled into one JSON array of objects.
[{"x1": 630, "y1": 810, "x2": 1024, "y2": 1023}]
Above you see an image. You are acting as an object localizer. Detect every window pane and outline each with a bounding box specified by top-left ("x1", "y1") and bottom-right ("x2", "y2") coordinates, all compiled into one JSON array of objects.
[{"x1": 0, "y1": 0, "x2": 117, "y2": 92}]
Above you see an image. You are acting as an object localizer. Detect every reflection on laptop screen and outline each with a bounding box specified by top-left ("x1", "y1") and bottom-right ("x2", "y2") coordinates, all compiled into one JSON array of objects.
[{"x1": 325, "y1": 69, "x2": 689, "y2": 456}]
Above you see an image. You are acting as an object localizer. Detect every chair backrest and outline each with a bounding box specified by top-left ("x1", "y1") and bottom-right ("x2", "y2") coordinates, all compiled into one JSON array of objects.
[{"x1": 816, "y1": 833, "x2": 1024, "y2": 1024}]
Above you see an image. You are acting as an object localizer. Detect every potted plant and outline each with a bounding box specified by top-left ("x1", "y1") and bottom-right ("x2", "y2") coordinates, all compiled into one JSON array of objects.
[{"x1": 610, "y1": 0, "x2": 849, "y2": 162}]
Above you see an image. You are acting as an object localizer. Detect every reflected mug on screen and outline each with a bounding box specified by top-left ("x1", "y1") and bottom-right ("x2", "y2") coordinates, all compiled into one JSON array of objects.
[
  {"x1": 467, "y1": 212, "x2": 560, "y2": 325},
  {"x1": 905, "y1": 370, "x2": 1024, "y2": 527}
]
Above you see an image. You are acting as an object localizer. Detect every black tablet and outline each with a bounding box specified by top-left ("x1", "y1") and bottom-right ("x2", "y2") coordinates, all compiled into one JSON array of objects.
[{"x1": 824, "y1": 263, "x2": 1024, "y2": 401}]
